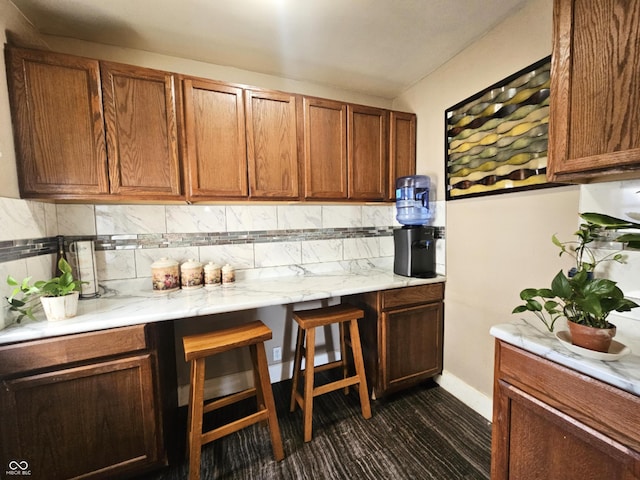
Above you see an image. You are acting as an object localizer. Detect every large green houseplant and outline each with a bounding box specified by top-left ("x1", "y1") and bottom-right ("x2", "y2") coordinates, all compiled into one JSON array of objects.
[
  {"x1": 513, "y1": 212, "x2": 640, "y2": 352},
  {"x1": 6, "y1": 258, "x2": 83, "y2": 322}
]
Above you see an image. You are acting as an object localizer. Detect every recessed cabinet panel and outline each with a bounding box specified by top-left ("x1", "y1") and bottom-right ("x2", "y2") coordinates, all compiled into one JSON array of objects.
[
  {"x1": 348, "y1": 105, "x2": 388, "y2": 200},
  {"x1": 386, "y1": 303, "x2": 443, "y2": 386},
  {"x1": 183, "y1": 78, "x2": 248, "y2": 199},
  {"x1": 388, "y1": 111, "x2": 416, "y2": 201},
  {"x1": 5, "y1": 48, "x2": 109, "y2": 197},
  {"x1": 547, "y1": 0, "x2": 640, "y2": 182},
  {"x1": 0, "y1": 355, "x2": 159, "y2": 479},
  {"x1": 245, "y1": 90, "x2": 299, "y2": 199},
  {"x1": 101, "y1": 62, "x2": 182, "y2": 198},
  {"x1": 303, "y1": 97, "x2": 348, "y2": 199}
]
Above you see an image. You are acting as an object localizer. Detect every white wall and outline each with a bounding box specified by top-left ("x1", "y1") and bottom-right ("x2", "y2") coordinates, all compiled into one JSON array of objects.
[
  {"x1": 393, "y1": 0, "x2": 581, "y2": 415},
  {"x1": 0, "y1": 0, "x2": 50, "y2": 198}
]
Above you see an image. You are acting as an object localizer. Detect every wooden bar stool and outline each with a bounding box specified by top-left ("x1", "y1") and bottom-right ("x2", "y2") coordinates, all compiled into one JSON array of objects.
[
  {"x1": 289, "y1": 304, "x2": 372, "y2": 442},
  {"x1": 183, "y1": 320, "x2": 284, "y2": 480}
]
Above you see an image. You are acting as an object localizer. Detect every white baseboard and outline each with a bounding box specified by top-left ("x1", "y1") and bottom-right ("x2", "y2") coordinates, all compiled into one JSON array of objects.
[{"x1": 434, "y1": 370, "x2": 493, "y2": 422}]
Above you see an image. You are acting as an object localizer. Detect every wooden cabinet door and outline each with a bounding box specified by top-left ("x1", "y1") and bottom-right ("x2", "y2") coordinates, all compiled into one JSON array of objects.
[
  {"x1": 383, "y1": 302, "x2": 443, "y2": 392},
  {"x1": 183, "y1": 78, "x2": 248, "y2": 199},
  {"x1": 302, "y1": 97, "x2": 348, "y2": 199},
  {"x1": 348, "y1": 105, "x2": 388, "y2": 200},
  {"x1": 547, "y1": 0, "x2": 640, "y2": 182},
  {"x1": 101, "y1": 62, "x2": 182, "y2": 198},
  {"x1": 5, "y1": 47, "x2": 109, "y2": 198},
  {"x1": 245, "y1": 89, "x2": 299, "y2": 199},
  {"x1": 0, "y1": 354, "x2": 162, "y2": 479},
  {"x1": 388, "y1": 111, "x2": 416, "y2": 200},
  {"x1": 493, "y1": 381, "x2": 640, "y2": 479}
]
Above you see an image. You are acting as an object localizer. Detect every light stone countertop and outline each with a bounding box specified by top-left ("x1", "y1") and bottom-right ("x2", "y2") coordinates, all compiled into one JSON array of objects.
[
  {"x1": 490, "y1": 313, "x2": 640, "y2": 397},
  {"x1": 0, "y1": 261, "x2": 445, "y2": 346}
]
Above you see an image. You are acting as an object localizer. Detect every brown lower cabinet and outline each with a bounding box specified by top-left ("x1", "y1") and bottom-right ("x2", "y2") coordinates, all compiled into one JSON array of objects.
[
  {"x1": 0, "y1": 323, "x2": 176, "y2": 480},
  {"x1": 347, "y1": 282, "x2": 444, "y2": 399},
  {"x1": 492, "y1": 340, "x2": 640, "y2": 480}
]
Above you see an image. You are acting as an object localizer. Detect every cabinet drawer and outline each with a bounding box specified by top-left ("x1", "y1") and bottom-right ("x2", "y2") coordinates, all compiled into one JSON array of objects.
[
  {"x1": 497, "y1": 341, "x2": 640, "y2": 452},
  {"x1": 0, "y1": 325, "x2": 148, "y2": 377},
  {"x1": 381, "y1": 283, "x2": 444, "y2": 310}
]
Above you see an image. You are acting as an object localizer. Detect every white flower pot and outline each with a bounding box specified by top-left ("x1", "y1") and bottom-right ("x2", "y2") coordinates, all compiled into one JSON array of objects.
[{"x1": 40, "y1": 291, "x2": 80, "y2": 321}]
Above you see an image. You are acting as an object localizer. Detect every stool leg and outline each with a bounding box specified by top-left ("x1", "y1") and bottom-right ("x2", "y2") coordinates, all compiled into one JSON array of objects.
[
  {"x1": 349, "y1": 319, "x2": 372, "y2": 420},
  {"x1": 187, "y1": 358, "x2": 206, "y2": 480},
  {"x1": 339, "y1": 321, "x2": 349, "y2": 394},
  {"x1": 303, "y1": 327, "x2": 316, "y2": 442},
  {"x1": 289, "y1": 326, "x2": 305, "y2": 412},
  {"x1": 249, "y1": 344, "x2": 268, "y2": 427},
  {"x1": 254, "y1": 341, "x2": 285, "y2": 461}
]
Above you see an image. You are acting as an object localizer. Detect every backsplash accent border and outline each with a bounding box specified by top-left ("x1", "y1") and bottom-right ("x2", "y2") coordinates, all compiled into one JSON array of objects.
[{"x1": 0, "y1": 227, "x2": 447, "y2": 264}]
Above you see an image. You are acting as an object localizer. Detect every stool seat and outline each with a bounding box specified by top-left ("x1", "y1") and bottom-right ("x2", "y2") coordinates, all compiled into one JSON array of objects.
[
  {"x1": 183, "y1": 321, "x2": 272, "y2": 360},
  {"x1": 290, "y1": 304, "x2": 371, "y2": 442},
  {"x1": 183, "y1": 320, "x2": 284, "y2": 480},
  {"x1": 292, "y1": 303, "x2": 367, "y2": 328}
]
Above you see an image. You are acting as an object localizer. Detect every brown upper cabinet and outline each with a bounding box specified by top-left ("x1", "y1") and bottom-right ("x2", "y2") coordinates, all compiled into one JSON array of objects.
[
  {"x1": 547, "y1": 0, "x2": 640, "y2": 183},
  {"x1": 6, "y1": 47, "x2": 183, "y2": 200},
  {"x1": 348, "y1": 104, "x2": 388, "y2": 200},
  {"x1": 245, "y1": 89, "x2": 299, "y2": 199},
  {"x1": 101, "y1": 62, "x2": 182, "y2": 198},
  {"x1": 5, "y1": 48, "x2": 109, "y2": 198},
  {"x1": 388, "y1": 111, "x2": 417, "y2": 201},
  {"x1": 302, "y1": 97, "x2": 348, "y2": 199},
  {"x1": 303, "y1": 99, "x2": 412, "y2": 202},
  {"x1": 182, "y1": 78, "x2": 248, "y2": 199},
  {"x1": 6, "y1": 46, "x2": 416, "y2": 203}
]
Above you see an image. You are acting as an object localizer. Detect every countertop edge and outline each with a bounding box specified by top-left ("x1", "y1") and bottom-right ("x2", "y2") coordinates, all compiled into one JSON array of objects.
[
  {"x1": 0, "y1": 269, "x2": 446, "y2": 346},
  {"x1": 490, "y1": 318, "x2": 640, "y2": 397}
]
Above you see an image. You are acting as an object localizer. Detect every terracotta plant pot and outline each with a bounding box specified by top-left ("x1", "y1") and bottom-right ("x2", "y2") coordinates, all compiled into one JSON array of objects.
[
  {"x1": 40, "y1": 291, "x2": 80, "y2": 321},
  {"x1": 567, "y1": 320, "x2": 616, "y2": 353}
]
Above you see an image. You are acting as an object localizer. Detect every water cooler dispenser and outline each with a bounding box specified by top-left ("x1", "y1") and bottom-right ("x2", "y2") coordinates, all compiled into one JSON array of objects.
[{"x1": 393, "y1": 175, "x2": 437, "y2": 278}]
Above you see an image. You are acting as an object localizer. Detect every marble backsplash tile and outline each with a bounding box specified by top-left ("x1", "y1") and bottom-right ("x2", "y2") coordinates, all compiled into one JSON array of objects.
[
  {"x1": 277, "y1": 205, "x2": 322, "y2": 230},
  {"x1": 301, "y1": 239, "x2": 343, "y2": 264},
  {"x1": 226, "y1": 205, "x2": 278, "y2": 231},
  {"x1": 1, "y1": 200, "x2": 449, "y2": 289},
  {"x1": 166, "y1": 205, "x2": 226, "y2": 233},
  {"x1": 95, "y1": 205, "x2": 167, "y2": 235}
]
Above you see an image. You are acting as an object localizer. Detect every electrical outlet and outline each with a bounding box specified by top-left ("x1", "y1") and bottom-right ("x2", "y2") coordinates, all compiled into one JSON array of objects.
[{"x1": 272, "y1": 346, "x2": 282, "y2": 362}]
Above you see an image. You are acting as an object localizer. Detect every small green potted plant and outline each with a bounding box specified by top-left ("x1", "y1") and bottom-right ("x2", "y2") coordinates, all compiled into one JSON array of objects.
[
  {"x1": 513, "y1": 212, "x2": 640, "y2": 352},
  {"x1": 6, "y1": 258, "x2": 83, "y2": 322}
]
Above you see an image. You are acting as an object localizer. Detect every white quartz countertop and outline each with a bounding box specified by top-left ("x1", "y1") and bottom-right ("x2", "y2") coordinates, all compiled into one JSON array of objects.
[
  {"x1": 0, "y1": 262, "x2": 445, "y2": 346},
  {"x1": 490, "y1": 314, "x2": 640, "y2": 397}
]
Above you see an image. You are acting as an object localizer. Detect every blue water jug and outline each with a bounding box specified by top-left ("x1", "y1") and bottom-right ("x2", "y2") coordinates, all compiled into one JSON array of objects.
[{"x1": 395, "y1": 175, "x2": 431, "y2": 226}]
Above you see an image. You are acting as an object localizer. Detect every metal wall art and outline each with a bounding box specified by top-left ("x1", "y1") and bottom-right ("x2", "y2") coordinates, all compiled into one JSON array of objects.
[{"x1": 445, "y1": 56, "x2": 557, "y2": 200}]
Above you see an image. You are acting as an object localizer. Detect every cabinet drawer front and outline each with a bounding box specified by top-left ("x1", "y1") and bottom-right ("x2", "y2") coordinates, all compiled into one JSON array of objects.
[
  {"x1": 497, "y1": 341, "x2": 640, "y2": 453},
  {"x1": 382, "y1": 283, "x2": 444, "y2": 310},
  {"x1": 0, "y1": 325, "x2": 148, "y2": 377}
]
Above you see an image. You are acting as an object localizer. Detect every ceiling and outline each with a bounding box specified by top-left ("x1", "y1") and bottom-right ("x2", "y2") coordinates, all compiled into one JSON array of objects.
[{"x1": 10, "y1": 0, "x2": 531, "y2": 99}]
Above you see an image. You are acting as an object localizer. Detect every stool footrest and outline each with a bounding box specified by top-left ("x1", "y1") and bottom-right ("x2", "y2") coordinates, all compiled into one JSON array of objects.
[
  {"x1": 201, "y1": 409, "x2": 269, "y2": 445},
  {"x1": 313, "y1": 376, "x2": 361, "y2": 397},
  {"x1": 310, "y1": 360, "x2": 343, "y2": 374},
  {"x1": 203, "y1": 387, "x2": 257, "y2": 414}
]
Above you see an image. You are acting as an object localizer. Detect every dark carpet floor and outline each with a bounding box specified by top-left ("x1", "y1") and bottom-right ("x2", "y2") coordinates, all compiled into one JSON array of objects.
[{"x1": 140, "y1": 377, "x2": 492, "y2": 480}]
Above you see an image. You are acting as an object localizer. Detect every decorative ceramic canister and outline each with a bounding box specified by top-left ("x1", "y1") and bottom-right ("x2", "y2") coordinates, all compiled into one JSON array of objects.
[
  {"x1": 181, "y1": 259, "x2": 204, "y2": 289},
  {"x1": 204, "y1": 262, "x2": 222, "y2": 289},
  {"x1": 151, "y1": 257, "x2": 180, "y2": 292},
  {"x1": 221, "y1": 263, "x2": 235, "y2": 287}
]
